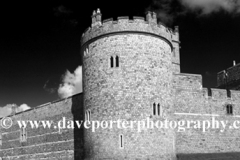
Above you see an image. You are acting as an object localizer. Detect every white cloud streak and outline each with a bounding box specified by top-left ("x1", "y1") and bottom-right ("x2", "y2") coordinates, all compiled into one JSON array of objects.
[
  {"x1": 180, "y1": 0, "x2": 240, "y2": 14},
  {"x1": 0, "y1": 104, "x2": 31, "y2": 118}
]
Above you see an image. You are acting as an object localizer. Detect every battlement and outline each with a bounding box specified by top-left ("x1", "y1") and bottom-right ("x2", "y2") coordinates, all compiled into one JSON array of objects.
[
  {"x1": 217, "y1": 62, "x2": 240, "y2": 89},
  {"x1": 173, "y1": 72, "x2": 240, "y2": 100},
  {"x1": 202, "y1": 88, "x2": 240, "y2": 100},
  {"x1": 81, "y1": 9, "x2": 179, "y2": 48}
]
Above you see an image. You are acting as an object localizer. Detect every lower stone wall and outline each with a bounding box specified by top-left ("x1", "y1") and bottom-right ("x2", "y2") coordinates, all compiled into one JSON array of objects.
[
  {"x1": 175, "y1": 114, "x2": 240, "y2": 160},
  {"x1": 173, "y1": 85, "x2": 240, "y2": 160},
  {"x1": 0, "y1": 93, "x2": 84, "y2": 160}
]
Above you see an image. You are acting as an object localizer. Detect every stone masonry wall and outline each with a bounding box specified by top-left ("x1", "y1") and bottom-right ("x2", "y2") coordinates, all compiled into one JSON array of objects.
[
  {"x1": 81, "y1": 16, "x2": 173, "y2": 46},
  {"x1": 217, "y1": 63, "x2": 240, "y2": 89},
  {"x1": 173, "y1": 73, "x2": 240, "y2": 160},
  {"x1": 0, "y1": 93, "x2": 84, "y2": 160},
  {"x1": 81, "y1": 14, "x2": 180, "y2": 74},
  {"x1": 83, "y1": 33, "x2": 176, "y2": 159},
  {"x1": 171, "y1": 27, "x2": 180, "y2": 73}
]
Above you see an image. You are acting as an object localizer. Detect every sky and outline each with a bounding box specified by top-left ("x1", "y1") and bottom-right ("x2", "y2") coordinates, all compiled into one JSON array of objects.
[{"x1": 1, "y1": 0, "x2": 240, "y2": 109}]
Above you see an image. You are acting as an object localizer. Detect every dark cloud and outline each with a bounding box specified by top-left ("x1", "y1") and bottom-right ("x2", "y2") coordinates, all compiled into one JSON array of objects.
[
  {"x1": 43, "y1": 79, "x2": 58, "y2": 94},
  {"x1": 180, "y1": 0, "x2": 240, "y2": 14},
  {"x1": 53, "y1": 5, "x2": 78, "y2": 28},
  {"x1": 147, "y1": 0, "x2": 184, "y2": 26},
  {"x1": 53, "y1": 5, "x2": 72, "y2": 17},
  {"x1": 148, "y1": 0, "x2": 240, "y2": 26}
]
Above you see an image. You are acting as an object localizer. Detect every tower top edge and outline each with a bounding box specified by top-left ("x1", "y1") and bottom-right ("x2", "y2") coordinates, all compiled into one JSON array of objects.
[{"x1": 81, "y1": 9, "x2": 179, "y2": 46}]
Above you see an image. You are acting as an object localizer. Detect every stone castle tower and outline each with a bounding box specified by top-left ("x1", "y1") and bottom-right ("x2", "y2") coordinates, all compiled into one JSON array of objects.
[{"x1": 81, "y1": 9, "x2": 180, "y2": 159}]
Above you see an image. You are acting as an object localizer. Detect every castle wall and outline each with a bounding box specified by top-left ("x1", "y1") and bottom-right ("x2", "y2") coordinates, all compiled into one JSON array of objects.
[
  {"x1": 173, "y1": 73, "x2": 240, "y2": 159},
  {"x1": 217, "y1": 63, "x2": 240, "y2": 89},
  {"x1": 81, "y1": 16, "x2": 172, "y2": 47},
  {"x1": 83, "y1": 32, "x2": 176, "y2": 159},
  {"x1": 173, "y1": 73, "x2": 202, "y2": 91},
  {"x1": 171, "y1": 27, "x2": 180, "y2": 73},
  {"x1": 81, "y1": 15, "x2": 181, "y2": 74},
  {"x1": 0, "y1": 93, "x2": 84, "y2": 160}
]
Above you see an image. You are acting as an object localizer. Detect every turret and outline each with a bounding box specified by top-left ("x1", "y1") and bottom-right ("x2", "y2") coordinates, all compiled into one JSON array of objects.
[
  {"x1": 145, "y1": 11, "x2": 157, "y2": 24},
  {"x1": 81, "y1": 9, "x2": 176, "y2": 160},
  {"x1": 91, "y1": 10, "x2": 96, "y2": 27},
  {"x1": 91, "y1": 8, "x2": 102, "y2": 27}
]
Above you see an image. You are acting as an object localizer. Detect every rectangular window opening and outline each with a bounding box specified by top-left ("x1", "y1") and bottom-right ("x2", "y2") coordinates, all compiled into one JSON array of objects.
[
  {"x1": 88, "y1": 110, "x2": 91, "y2": 122},
  {"x1": 20, "y1": 127, "x2": 27, "y2": 142},
  {"x1": 120, "y1": 134, "x2": 124, "y2": 149},
  {"x1": 110, "y1": 57, "x2": 114, "y2": 68},
  {"x1": 227, "y1": 105, "x2": 233, "y2": 115},
  {"x1": 116, "y1": 56, "x2": 119, "y2": 67},
  {"x1": 153, "y1": 104, "x2": 156, "y2": 116}
]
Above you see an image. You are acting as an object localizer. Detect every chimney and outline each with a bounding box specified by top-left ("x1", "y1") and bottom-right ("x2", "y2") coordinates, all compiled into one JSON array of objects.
[
  {"x1": 91, "y1": 10, "x2": 96, "y2": 27},
  {"x1": 233, "y1": 60, "x2": 236, "y2": 66},
  {"x1": 96, "y1": 8, "x2": 102, "y2": 26},
  {"x1": 146, "y1": 11, "x2": 152, "y2": 23},
  {"x1": 152, "y1": 12, "x2": 157, "y2": 24}
]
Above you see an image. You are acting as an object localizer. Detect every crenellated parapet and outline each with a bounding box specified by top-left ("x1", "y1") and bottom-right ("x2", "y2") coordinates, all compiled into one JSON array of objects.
[
  {"x1": 81, "y1": 9, "x2": 179, "y2": 50},
  {"x1": 217, "y1": 62, "x2": 240, "y2": 89},
  {"x1": 172, "y1": 72, "x2": 240, "y2": 101}
]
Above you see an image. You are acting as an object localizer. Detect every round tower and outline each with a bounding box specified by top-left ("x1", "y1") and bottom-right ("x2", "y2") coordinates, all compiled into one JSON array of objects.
[{"x1": 81, "y1": 9, "x2": 177, "y2": 160}]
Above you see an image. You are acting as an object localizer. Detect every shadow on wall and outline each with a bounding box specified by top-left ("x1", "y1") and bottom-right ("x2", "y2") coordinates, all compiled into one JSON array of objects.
[
  {"x1": 177, "y1": 152, "x2": 240, "y2": 160},
  {"x1": 71, "y1": 94, "x2": 85, "y2": 159}
]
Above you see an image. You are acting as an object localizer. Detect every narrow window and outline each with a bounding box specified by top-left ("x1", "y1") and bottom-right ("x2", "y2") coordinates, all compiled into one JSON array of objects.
[
  {"x1": 88, "y1": 110, "x2": 91, "y2": 122},
  {"x1": 23, "y1": 128, "x2": 27, "y2": 142},
  {"x1": 116, "y1": 56, "x2": 119, "y2": 67},
  {"x1": 226, "y1": 105, "x2": 230, "y2": 114},
  {"x1": 227, "y1": 104, "x2": 233, "y2": 115},
  {"x1": 119, "y1": 134, "x2": 124, "y2": 149},
  {"x1": 85, "y1": 110, "x2": 91, "y2": 122},
  {"x1": 110, "y1": 56, "x2": 114, "y2": 68},
  {"x1": 157, "y1": 104, "x2": 160, "y2": 116},
  {"x1": 173, "y1": 48, "x2": 176, "y2": 57},
  {"x1": 153, "y1": 103, "x2": 156, "y2": 115},
  {"x1": 230, "y1": 105, "x2": 233, "y2": 114},
  {"x1": 20, "y1": 127, "x2": 27, "y2": 142}
]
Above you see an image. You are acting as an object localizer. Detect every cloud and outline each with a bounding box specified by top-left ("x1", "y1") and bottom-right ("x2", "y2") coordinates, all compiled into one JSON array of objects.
[
  {"x1": 147, "y1": 0, "x2": 176, "y2": 25},
  {"x1": 16, "y1": 104, "x2": 31, "y2": 113},
  {"x1": 148, "y1": 0, "x2": 240, "y2": 25},
  {"x1": 180, "y1": 0, "x2": 240, "y2": 14},
  {"x1": 0, "y1": 104, "x2": 31, "y2": 118},
  {"x1": 0, "y1": 105, "x2": 12, "y2": 118},
  {"x1": 43, "y1": 79, "x2": 57, "y2": 94},
  {"x1": 53, "y1": 5, "x2": 78, "y2": 28},
  {"x1": 53, "y1": 5, "x2": 72, "y2": 17},
  {"x1": 58, "y1": 66, "x2": 83, "y2": 98}
]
